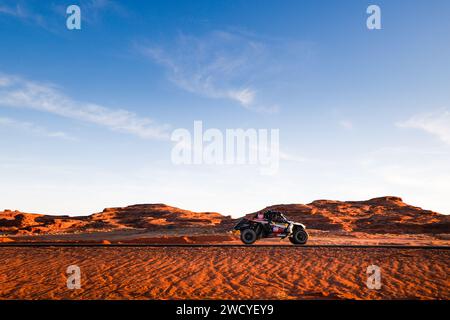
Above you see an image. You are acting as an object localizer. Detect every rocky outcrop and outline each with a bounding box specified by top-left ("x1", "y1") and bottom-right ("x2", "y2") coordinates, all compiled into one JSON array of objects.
[
  {"x1": 1, "y1": 197, "x2": 448, "y2": 236},
  {"x1": 0, "y1": 205, "x2": 233, "y2": 235},
  {"x1": 251, "y1": 197, "x2": 449, "y2": 234}
]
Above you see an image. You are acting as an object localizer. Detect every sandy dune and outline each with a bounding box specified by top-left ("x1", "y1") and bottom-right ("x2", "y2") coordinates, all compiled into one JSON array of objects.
[{"x1": 0, "y1": 246, "x2": 448, "y2": 300}]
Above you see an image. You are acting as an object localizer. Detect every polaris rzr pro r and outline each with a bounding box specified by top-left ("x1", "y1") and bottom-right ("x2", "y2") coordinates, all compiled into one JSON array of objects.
[{"x1": 234, "y1": 210, "x2": 308, "y2": 245}]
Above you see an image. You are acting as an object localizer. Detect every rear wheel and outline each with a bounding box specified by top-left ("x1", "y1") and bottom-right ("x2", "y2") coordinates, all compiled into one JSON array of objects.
[
  {"x1": 240, "y1": 228, "x2": 257, "y2": 245},
  {"x1": 290, "y1": 228, "x2": 308, "y2": 245}
]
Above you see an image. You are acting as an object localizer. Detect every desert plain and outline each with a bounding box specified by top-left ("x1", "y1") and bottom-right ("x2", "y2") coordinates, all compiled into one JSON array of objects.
[{"x1": 0, "y1": 196, "x2": 449, "y2": 300}]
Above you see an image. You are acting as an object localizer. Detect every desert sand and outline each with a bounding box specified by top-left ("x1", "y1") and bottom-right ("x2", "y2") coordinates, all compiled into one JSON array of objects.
[
  {"x1": 0, "y1": 196, "x2": 448, "y2": 300},
  {"x1": 0, "y1": 246, "x2": 448, "y2": 300}
]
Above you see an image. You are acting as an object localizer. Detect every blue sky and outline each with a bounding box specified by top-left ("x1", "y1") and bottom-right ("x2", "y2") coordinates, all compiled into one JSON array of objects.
[{"x1": 0, "y1": 0, "x2": 449, "y2": 216}]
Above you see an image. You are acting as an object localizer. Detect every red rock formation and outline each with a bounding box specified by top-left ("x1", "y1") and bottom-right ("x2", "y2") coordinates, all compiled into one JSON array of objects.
[
  {"x1": 0, "y1": 197, "x2": 448, "y2": 236},
  {"x1": 251, "y1": 197, "x2": 449, "y2": 234},
  {"x1": 0, "y1": 205, "x2": 233, "y2": 235}
]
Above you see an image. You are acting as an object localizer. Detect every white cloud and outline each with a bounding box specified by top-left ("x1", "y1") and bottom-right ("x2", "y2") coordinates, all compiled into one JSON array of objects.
[
  {"x1": 0, "y1": 117, "x2": 75, "y2": 141},
  {"x1": 228, "y1": 88, "x2": 255, "y2": 107},
  {"x1": 0, "y1": 74, "x2": 170, "y2": 140},
  {"x1": 140, "y1": 31, "x2": 279, "y2": 113},
  {"x1": 397, "y1": 109, "x2": 450, "y2": 145}
]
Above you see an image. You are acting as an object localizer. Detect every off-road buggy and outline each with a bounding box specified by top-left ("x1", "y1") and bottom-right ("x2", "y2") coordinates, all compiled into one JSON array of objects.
[{"x1": 234, "y1": 210, "x2": 308, "y2": 245}]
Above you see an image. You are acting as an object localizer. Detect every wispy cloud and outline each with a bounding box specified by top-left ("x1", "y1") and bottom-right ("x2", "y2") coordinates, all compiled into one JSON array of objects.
[
  {"x1": 51, "y1": 0, "x2": 128, "y2": 25},
  {"x1": 139, "y1": 30, "x2": 282, "y2": 113},
  {"x1": 0, "y1": 0, "x2": 126, "y2": 31},
  {"x1": 0, "y1": 73, "x2": 170, "y2": 140},
  {"x1": 0, "y1": 117, "x2": 76, "y2": 141},
  {"x1": 397, "y1": 109, "x2": 450, "y2": 145},
  {"x1": 358, "y1": 146, "x2": 450, "y2": 214},
  {"x1": 0, "y1": 4, "x2": 20, "y2": 16},
  {"x1": 0, "y1": 2, "x2": 47, "y2": 27}
]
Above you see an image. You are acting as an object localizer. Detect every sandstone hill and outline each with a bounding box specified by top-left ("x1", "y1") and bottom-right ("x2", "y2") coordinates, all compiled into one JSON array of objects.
[
  {"x1": 250, "y1": 196, "x2": 449, "y2": 234},
  {"x1": 1, "y1": 197, "x2": 448, "y2": 236},
  {"x1": 0, "y1": 204, "x2": 233, "y2": 235}
]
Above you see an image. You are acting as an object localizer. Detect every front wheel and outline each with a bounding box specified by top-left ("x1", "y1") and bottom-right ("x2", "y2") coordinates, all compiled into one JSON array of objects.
[
  {"x1": 290, "y1": 228, "x2": 308, "y2": 245},
  {"x1": 240, "y1": 229, "x2": 257, "y2": 245}
]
